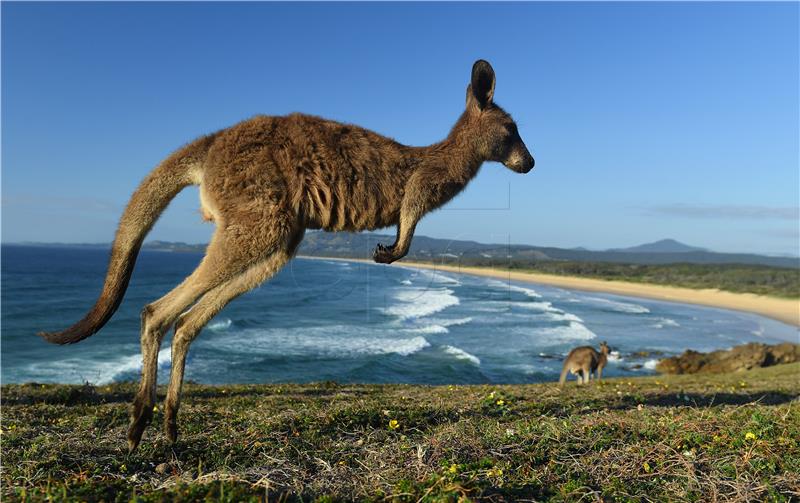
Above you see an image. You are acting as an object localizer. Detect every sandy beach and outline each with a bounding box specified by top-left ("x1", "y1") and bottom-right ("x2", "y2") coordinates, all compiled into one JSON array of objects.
[
  {"x1": 300, "y1": 256, "x2": 800, "y2": 327},
  {"x1": 402, "y1": 262, "x2": 800, "y2": 328}
]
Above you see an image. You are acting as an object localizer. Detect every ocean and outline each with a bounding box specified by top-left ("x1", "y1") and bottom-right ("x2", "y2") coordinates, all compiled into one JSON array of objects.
[{"x1": 1, "y1": 245, "x2": 796, "y2": 385}]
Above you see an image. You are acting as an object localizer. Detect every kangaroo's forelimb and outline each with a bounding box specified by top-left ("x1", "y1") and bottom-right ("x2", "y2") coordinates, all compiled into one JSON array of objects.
[{"x1": 373, "y1": 201, "x2": 422, "y2": 264}]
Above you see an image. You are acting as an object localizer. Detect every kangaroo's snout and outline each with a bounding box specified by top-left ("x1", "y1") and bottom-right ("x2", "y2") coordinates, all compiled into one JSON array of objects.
[
  {"x1": 520, "y1": 152, "x2": 535, "y2": 173},
  {"x1": 504, "y1": 146, "x2": 535, "y2": 173}
]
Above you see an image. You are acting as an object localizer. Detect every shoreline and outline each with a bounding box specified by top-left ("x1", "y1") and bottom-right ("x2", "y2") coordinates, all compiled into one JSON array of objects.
[{"x1": 297, "y1": 256, "x2": 800, "y2": 327}]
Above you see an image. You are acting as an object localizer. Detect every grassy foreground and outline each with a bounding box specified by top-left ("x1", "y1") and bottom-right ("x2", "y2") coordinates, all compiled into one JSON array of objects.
[{"x1": 3, "y1": 365, "x2": 799, "y2": 502}]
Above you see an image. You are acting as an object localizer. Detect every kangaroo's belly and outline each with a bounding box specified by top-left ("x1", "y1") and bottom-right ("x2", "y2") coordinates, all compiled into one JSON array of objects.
[{"x1": 298, "y1": 169, "x2": 403, "y2": 232}]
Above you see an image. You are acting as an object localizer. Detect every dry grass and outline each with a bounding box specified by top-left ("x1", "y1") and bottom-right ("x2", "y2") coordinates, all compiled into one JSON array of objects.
[{"x1": 2, "y1": 364, "x2": 799, "y2": 501}]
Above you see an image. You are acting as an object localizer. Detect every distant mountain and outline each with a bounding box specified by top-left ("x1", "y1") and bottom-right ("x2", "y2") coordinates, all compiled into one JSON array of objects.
[
  {"x1": 294, "y1": 232, "x2": 797, "y2": 268},
  {"x1": 610, "y1": 239, "x2": 707, "y2": 254},
  {"x1": 10, "y1": 234, "x2": 798, "y2": 268}
]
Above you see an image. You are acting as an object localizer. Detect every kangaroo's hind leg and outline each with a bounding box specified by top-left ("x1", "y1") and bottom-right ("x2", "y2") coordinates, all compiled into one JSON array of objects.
[
  {"x1": 580, "y1": 368, "x2": 590, "y2": 385},
  {"x1": 127, "y1": 216, "x2": 299, "y2": 452},
  {"x1": 162, "y1": 230, "x2": 302, "y2": 444},
  {"x1": 128, "y1": 258, "x2": 218, "y2": 453}
]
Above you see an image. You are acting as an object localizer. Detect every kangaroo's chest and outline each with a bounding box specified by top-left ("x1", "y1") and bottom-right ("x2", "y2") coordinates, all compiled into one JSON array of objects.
[{"x1": 286, "y1": 142, "x2": 410, "y2": 232}]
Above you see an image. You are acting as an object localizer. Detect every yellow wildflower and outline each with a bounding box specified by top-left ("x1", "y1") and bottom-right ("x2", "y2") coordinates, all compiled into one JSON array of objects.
[
  {"x1": 448, "y1": 464, "x2": 458, "y2": 474},
  {"x1": 496, "y1": 399, "x2": 505, "y2": 406},
  {"x1": 745, "y1": 432, "x2": 757, "y2": 441},
  {"x1": 388, "y1": 419, "x2": 399, "y2": 430}
]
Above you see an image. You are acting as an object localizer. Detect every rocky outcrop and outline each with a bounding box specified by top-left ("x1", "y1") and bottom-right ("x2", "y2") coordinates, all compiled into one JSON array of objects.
[{"x1": 656, "y1": 342, "x2": 800, "y2": 375}]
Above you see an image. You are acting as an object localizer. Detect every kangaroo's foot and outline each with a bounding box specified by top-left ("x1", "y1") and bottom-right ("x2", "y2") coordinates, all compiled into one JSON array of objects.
[
  {"x1": 373, "y1": 243, "x2": 397, "y2": 264},
  {"x1": 127, "y1": 396, "x2": 154, "y2": 453}
]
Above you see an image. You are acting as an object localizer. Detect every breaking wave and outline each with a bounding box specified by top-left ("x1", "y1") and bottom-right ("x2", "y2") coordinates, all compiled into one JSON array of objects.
[
  {"x1": 442, "y1": 345, "x2": 481, "y2": 366},
  {"x1": 211, "y1": 326, "x2": 431, "y2": 358},
  {"x1": 382, "y1": 288, "x2": 460, "y2": 320},
  {"x1": 584, "y1": 297, "x2": 651, "y2": 314},
  {"x1": 207, "y1": 318, "x2": 233, "y2": 332}
]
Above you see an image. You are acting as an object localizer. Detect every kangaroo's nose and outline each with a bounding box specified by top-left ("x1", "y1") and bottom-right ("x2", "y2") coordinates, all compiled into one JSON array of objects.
[{"x1": 522, "y1": 154, "x2": 535, "y2": 173}]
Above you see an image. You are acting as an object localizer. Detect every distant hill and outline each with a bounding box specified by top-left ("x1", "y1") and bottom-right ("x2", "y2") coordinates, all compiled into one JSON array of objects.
[
  {"x1": 295, "y1": 232, "x2": 798, "y2": 268},
  {"x1": 610, "y1": 239, "x2": 706, "y2": 254},
  {"x1": 11, "y1": 234, "x2": 798, "y2": 268}
]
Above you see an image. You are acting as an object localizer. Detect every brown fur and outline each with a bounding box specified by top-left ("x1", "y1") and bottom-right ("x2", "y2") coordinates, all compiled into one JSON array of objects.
[
  {"x1": 559, "y1": 342, "x2": 610, "y2": 387},
  {"x1": 38, "y1": 60, "x2": 534, "y2": 452}
]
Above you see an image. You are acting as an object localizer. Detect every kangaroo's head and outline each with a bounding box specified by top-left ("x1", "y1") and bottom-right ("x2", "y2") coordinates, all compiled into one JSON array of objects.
[
  {"x1": 465, "y1": 60, "x2": 534, "y2": 174},
  {"x1": 599, "y1": 341, "x2": 610, "y2": 355}
]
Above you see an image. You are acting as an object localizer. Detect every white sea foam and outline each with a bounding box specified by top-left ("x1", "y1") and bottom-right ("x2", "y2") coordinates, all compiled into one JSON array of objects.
[
  {"x1": 485, "y1": 279, "x2": 541, "y2": 298},
  {"x1": 435, "y1": 317, "x2": 473, "y2": 327},
  {"x1": 584, "y1": 297, "x2": 650, "y2": 314},
  {"x1": 488, "y1": 300, "x2": 562, "y2": 314},
  {"x1": 96, "y1": 346, "x2": 172, "y2": 384},
  {"x1": 400, "y1": 279, "x2": 413, "y2": 286},
  {"x1": 505, "y1": 363, "x2": 552, "y2": 375},
  {"x1": 644, "y1": 359, "x2": 658, "y2": 370},
  {"x1": 322, "y1": 260, "x2": 352, "y2": 268},
  {"x1": 442, "y1": 345, "x2": 481, "y2": 365},
  {"x1": 97, "y1": 346, "x2": 172, "y2": 384},
  {"x1": 28, "y1": 345, "x2": 173, "y2": 385},
  {"x1": 405, "y1": 324, "x2": 449, "y2": 335},
  {"x1": 413, "y1": 268, "x2": 461, "y2": 286},
  {"x1": 207, "y1": 326, "x2": 431, "y2": 358},
  {"x1": 607, "y1": 351, "x2": 623, "y2": 363},
  {"x1": 652, "y1": 317, "x2": 680, "y2": 329},
  {"x1": 382, "y1": 288, "x2": 459, "y2": 320},
  {"x1": 207, "y1": 318, "x2": 232, "y2": 332},
  {"x1": 534, "y1": 321, "x2": 598, "y2": 343},
  {"x1": 512, "y1": 300, "x2": 560, "y2": 312},
  {"x1": 541, "y1": 312, "x2": 584, "y2": 323}
]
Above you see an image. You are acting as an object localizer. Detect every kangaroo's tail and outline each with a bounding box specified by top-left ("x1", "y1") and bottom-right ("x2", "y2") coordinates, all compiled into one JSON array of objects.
[
  {"x1": 558, "y1": 363, "x2": 569, "y2": 387},
  {"x1": 38, "y1": 135, "x2": 216, "y2": 344}
]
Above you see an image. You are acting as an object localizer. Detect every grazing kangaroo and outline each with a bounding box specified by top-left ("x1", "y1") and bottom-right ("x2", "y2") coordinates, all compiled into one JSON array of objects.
[
  {"x1": 559, "y1": 341, "x2": 610, "y2": 386},
  {"x1": 39, "y1": 60, "x2": 535, "y2": 452}
]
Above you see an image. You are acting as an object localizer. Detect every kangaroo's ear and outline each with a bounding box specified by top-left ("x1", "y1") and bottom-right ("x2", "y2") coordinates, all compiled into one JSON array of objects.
[{"x1": 466, "y1": 59, "x2": 495, "y2": 111}]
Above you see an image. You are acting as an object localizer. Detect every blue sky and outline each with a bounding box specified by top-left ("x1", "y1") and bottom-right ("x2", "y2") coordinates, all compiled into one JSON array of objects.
[{"x1": 2, "y1": 2, "x2": 798, "y2": 255}]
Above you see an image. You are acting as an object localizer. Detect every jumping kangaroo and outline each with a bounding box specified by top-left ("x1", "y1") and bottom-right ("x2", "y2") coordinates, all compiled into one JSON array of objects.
[
  {"x1": 559, "y1": 341, "x2": 610, "y2": 386},
  {"x1": 39, "y1": 60, "x2": 534, "y2": 452}
]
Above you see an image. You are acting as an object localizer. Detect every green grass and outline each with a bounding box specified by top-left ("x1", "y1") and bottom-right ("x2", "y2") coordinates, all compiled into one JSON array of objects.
[
  {"x1": 3, "y1": 364, "x2": 799, "y2": 501},
  {"x1": 451, "y1": 260, "x2": 800, "y2": 298}
]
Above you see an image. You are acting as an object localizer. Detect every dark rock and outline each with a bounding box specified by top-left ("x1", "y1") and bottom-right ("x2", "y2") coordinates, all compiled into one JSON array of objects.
[{"x1": 656, "y1": 342, "x2": 800, "y2": 375}]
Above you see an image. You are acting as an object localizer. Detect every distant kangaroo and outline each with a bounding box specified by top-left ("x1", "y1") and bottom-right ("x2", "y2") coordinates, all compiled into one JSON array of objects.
[
  {"x1": 39, "y1": 60, "x2": 535, "y2": 452},
  {"x1": 559, "y1": 341, "x2": 610, "y2": 386}
]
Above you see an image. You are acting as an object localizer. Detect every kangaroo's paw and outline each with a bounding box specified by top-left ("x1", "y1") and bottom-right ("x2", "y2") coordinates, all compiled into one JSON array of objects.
[
  {"x1": 127, "y1": 398, "x2": 154, "y2": 453},
  {"x1": 373, "y1": 243, "x2": 397, "y2": 264}
]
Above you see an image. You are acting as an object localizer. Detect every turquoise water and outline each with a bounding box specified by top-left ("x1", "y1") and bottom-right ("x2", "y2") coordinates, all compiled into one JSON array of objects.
[{"x1": 1, "y1": 245, "x2": 796, "y2": 385}]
